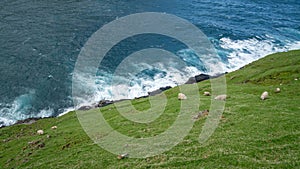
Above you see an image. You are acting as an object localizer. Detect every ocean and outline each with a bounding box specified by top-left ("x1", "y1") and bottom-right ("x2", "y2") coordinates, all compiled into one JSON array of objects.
[{"x1": 1, "y1": 0, "x2": 300, "y2": 127}]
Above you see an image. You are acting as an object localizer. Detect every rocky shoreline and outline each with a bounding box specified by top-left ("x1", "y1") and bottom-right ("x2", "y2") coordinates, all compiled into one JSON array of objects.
[
  {"x1": 75, "y1": 73, "x2": 225, "y2": 111},
  {"x1": 4, "y1": 73, "x2": 225, "y2": 127}
]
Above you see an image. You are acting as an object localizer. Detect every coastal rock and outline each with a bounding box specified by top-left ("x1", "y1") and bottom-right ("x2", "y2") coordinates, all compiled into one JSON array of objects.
[
  {"x1": 78, "y1": 105, "x2": 93, "y2": 111},
  {"x1": 15, "y1": 118, "x2": 41, "y2": 125},
  {"x1": 148, "y1": 86, "x2": 172, "y2": 96},
  {"x1": 185, "y1": 73, "x2": 226, "y2": 84},
  {"x1": 185, "y1": 74, "x2": 210, "y2": 84},
  {"x1": 97, "y1": 100, "x2": 114, "y2": 107}
]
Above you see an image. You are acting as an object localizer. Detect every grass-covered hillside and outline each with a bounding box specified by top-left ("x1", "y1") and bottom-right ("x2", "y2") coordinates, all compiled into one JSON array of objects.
[{"x1": 1, "y1": 50, "x2": 299, "y2": 168}]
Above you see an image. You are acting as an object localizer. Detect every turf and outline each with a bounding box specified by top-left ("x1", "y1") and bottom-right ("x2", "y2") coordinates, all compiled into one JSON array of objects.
[{"x1": 1, "y1": 50, "x2": 299, "y2": 168}]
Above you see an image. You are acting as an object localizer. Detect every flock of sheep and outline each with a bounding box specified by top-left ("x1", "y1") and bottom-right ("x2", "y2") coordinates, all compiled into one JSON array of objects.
[
  {"x1": 177, "y1": 87, "x2": 281, "y2": 120},
  {"x1": 178, "y1": 87, "x2": 281, "y2": 101},
  {"x1": 36, "y1": 125, "x2": 57, "y2": 135},
  {"x1": 178, "y1": 92, "x2": 228, "y2": 101},
  {"x1": 260, "y1": 88, "x2": 281, "y2": 100},
  {"x1": 36, "y1": 87, "x2": 281, "y2": 135}
]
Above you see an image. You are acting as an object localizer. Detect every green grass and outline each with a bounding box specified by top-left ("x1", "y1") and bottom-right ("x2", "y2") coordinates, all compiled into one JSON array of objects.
[{"x1": 1, "y1": 50, "x2": 300, "y2": 168}]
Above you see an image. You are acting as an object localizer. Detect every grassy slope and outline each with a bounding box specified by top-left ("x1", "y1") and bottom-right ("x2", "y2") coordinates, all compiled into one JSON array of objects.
[{"x1": 1, "y1": 50, "x2": 299, "y2": 168}]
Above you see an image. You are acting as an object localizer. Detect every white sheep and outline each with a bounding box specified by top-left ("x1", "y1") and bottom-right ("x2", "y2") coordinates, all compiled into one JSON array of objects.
[
  {"x1": 203, "y1": 91, "x2": 211, "y2": 96},
  {"x1": 214, "y1": 94, "x2": 227, "y2": 101},
  {"x1": 275, "y1": 88, "x2": 280, "y2": 93},
  {"x1": 178, "y1": 93, "x2": 187, "y2": 100},
  {"x1": 260, "y1": 91, "x2": 268, "y2": 100},
  {"x1": 51, "y1": 126, "x2": 57, "y2": 130},
  {"x1": 37, "y1": 130, "x2": 44, "y2": 135}
]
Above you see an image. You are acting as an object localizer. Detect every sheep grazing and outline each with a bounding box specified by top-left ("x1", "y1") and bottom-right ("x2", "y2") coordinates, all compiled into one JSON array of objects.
[
  {"x1": 178, "y1": 93, "x2": 187, "y2": 100},
  {"x1": 214, "y1": 94, "x2": 227, "y2": 101},
  {"x1": 37, "y1": 130, "x2": 44, "y2": 135},
  {"x1": 203, "y1": 91, "x2": 211, "y2": 96},
  {"x1": 51, "y1": 126, "x2": 57, "y2": 130},
  {"x1": 275, "y1": 88, "x2": 281, "y2": 93},
  {"x1": 260, "y1": 91, "x2": 268, "y2": 100}
]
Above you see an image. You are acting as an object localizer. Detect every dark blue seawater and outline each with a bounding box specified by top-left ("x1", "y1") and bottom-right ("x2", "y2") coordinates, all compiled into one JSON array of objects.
[{"x1": 1, "y1": 0, "x2": 300, "y2": 126}]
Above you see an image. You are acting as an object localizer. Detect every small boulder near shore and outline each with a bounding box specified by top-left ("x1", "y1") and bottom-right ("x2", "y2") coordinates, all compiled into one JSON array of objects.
[
  {"x1": 178, "y1": 93, "x2": 187, "y2": 100},
  {"x1": 148, "y1": 86, "x2": 172, "y2": 96},
  {"x1": 97, "y1": 100, "x2": 114, "y2": 107},
  {"x1": 15, "y1": 117, "x2": 41, "y2": 125},
  {"x1": 185, "y1": 74, "x2": 210, "y2": 84}
]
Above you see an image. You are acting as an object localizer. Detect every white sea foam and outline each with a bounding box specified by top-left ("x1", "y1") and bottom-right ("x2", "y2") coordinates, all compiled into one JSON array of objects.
[
  {"x1": 72, "y1": 65, "x2": 199, "y2": 103},
  {"x1": 219, "y1": 36, "x2": 300, "y2": 72},
  {"x1": 58, "y1": 107, "x2": 75, "y2": 117},
  {"x1": 0, "y1": 91, "x2": 54, "y2": 127},
  {"x1": 61, "y1": 36, "x2": 300, "y2": 117},
  {"x1": 70, "y1": 47, "x2": 226, "y2": 108},
  {"x1": 0, "y1": 106, "x2": 54, "y2": 127},
  {"x1": 3, "y1": 36, "x2": 299, "y2": 122}
]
